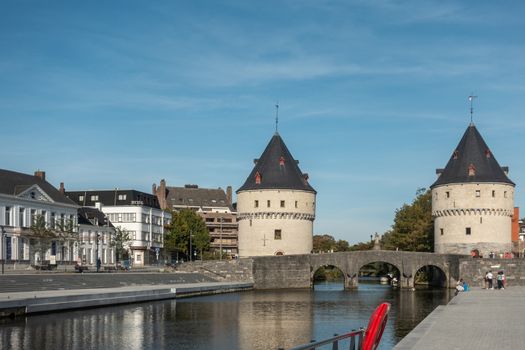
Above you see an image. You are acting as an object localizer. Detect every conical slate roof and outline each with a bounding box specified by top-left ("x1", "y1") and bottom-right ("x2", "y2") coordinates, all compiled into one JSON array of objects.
[
  {"x1": 431, "y1": 124, "x2": 514, "y2": 188},
  {"x1": 237, "y1": 133, "x2": 316, "y2": 193}
]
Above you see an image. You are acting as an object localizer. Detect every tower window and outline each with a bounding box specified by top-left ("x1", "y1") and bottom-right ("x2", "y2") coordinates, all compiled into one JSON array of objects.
[
  {"x1": 466, "y1": 227, "x2": 471, "y2": 235},
  {"x1": 255, "y1": 172, "x2": 261, "y2": 185},
  {"x1": 485, "y1": 149, "x2": 491, "y2": 158},
  {"x1": 274, "y1": 229, "x2": 282, "y2": 240},
  {"x1": 280, "y1": 200, "x2": 285, "y2": 208},
  {"x1": 468, "y1": 163, "x2": 476, "y2": 177},
  {"x1": 480, "y1": 217, "x2": 483, "y2": 224},
  {"x1": 504, "y1": 191, "x2": 507, "y2": 198},
  {"x1": 453, "y1": 150, "x2": 459, "y2": 159},
  {"x1": 492, "y1": 190, "x2": 495, "y2": 198},
  {"x1": 267, "y1": 200, "x2": 271, "y2": 208},
  {"x1": 475, "y1": 190, "x2": 480, "y2": 197},
  {"x1": 279, "y1": 156, "x2": 285, "y2": 166},
  {"x1": 295, "y1": 201, "x2": 298, "y2": 208},
  {"x1": 446, "y1": 191, "x2": 450, "y2": 198},
  {"x1": 440, "y1": 228, "x2": 444, "y2": 236},
  {"x1": 254, "y1": 200, "x2": 259, "y2": 208}
]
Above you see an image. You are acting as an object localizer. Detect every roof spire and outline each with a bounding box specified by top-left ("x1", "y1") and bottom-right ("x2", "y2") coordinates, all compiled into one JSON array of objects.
[
  {"x1": 468, "y1": 94, "x2": 477, "y2": 124},
  {"x1": 275, "y1": 102, "x2": 279, "y2": 133}
]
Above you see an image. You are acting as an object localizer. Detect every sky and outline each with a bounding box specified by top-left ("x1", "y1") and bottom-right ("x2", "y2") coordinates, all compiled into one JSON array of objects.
[{"x1": 1, "y1": 1, "x2": 525, "y2": 244}]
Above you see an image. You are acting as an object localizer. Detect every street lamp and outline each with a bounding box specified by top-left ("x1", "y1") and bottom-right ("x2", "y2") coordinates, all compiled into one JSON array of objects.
[
  {"x1": 189, "y1": 229, "x2": 193, "y2": 262},
  {"x1": 219, "y1": 217, "x2": 223, "y2": 261},
  {"x1": 1, "y1": 226, "x2": 6, "y2": 275},
  {"x1": 96, "y1": 233, "x2": 101, "y2": 272}
]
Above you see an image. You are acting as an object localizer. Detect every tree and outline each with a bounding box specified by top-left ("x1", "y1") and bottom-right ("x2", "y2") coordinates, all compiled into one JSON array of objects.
[
  {"x1": 382, "y1": 188, "x2": 433, "y2": 252},
  {"x1": 28, "y1": 214, "x2": 55, "y2": 265},
  {"x1": 111, "y1": 227, "x2": 132, "y2": 262},
  {"x1": 165, "y1": 209, "x2": 209, "y2": 261},
  {"x1": 313, "y1": 234, "x2": 337, "y2": 252},
  {"x1": 53, "y1": 217, "x2": 78, "y2": 269}
]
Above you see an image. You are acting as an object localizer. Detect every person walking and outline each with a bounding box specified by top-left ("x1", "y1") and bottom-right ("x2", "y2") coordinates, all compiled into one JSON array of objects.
[
  {"x1": 487, "y1": 270, "x2": 494, "y2": 289},
  {"x1": 96, "y1": 257, "x2": 102, "y2": 273},
  {"x1": 484, "y1": 271, "x2": 489, "y2": 289}
]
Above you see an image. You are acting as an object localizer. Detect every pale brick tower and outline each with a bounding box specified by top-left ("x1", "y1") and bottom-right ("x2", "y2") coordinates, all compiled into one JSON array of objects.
[
  {"x1": 431, "y1": 123, "x2": 515, "y2": 256},
  {"x1": 236, "y1": 132, "x2": 316, "y2": 257}
]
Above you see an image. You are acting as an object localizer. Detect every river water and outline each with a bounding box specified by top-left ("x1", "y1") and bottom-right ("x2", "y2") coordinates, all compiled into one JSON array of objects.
[{"x1": 0, "y1": 282, "x2": 452, "y2": 350}]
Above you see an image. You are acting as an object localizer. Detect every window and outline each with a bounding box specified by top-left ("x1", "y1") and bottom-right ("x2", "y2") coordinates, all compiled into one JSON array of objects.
[
  {"x1": 295, "y1": 201, "x2": 298, "y2": 208},
  {"x1": 440, "y1": 228, "x2": 444, "y2": 236},
  {"x1": 492, "y1": 190, "x2": 495, "y2": 198},
  {"x1": 466, "y1": 227, "x2": 471, "y2": 235},
  {"x1": 480, "y1": 217, "x2": 483, "y2": 224},
  {"x1": 504, "y1": 191, "x2": 507, "y2": 198},
  {"x1": 79, "y1": 195, "x2": 84, "y2": 201},
  {"x1": 30, "y1": 209, "x2": 36, "y2": 226},
  {"x1": 50, "y1": 212, "x2": 56, "y2": 228},
  {"x1": 90, "y1": 195, "x2": 99, "y2": 201},
  {"x1": 118, "y1": 194, "x2": 127, "y2": 201},
  {"x1": 5, "y1": 206, "x2": 11, "y2": 226},
  {"x1": 475, "y1": 190, "x2": 480, "y2": 197},
  {"x1": 274, "y1": 229, "x2": 282, "y2": 240},
  {"x1": 19, "y1": 208, "x2": 25, "y2": 227},
  {"x1": 254, "y1": 200, "x2": 259, "y2": 208},
  {"x1": 280, "y1": 200, "x2": 285, "y2": 208},
  {"x1": 445, "y1": 191, "x2": 450, "y2": 198},
  {"x1": 267, "y1": 200, "x2": 271, "y2": 208}
]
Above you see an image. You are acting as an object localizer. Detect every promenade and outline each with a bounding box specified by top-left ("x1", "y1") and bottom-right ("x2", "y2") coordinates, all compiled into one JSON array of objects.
[
  {"x1": 394, "y1": 287, "x2": 525, "y2": 349},
  {"x1": 0, "y1": 272, "x2": 253, "y2": 317}
]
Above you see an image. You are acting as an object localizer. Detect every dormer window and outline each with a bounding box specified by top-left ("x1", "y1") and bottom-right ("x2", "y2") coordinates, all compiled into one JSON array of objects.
[
  {"x1": 468, "y1": 163, "x2": 476, "y2": 177},
  {"x1": 279, "y1": 156, "x2": 285, "y2": 166},
  {"x1": 485, "y1": 149, "x2": 491, "y2": 158},
  {"x1": 255, "y1": 172, "x2": 261, "y2": 185},
  {"x1": 453, "y1": 150, "x2": 459, "y2": 159}
]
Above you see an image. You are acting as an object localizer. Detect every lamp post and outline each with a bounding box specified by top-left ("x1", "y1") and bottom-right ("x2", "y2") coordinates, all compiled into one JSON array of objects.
[
  {"x1": 96, "y1": 233, "x2": 100, "y2": 272},
  {"x1": 189, "y1": 229, "x2": 192, "y2": 262},
  {"x1": 1, "y1": 226, "x2": 6, "y2": 275},
  {"x1": 219, "y1": 217, "x2": 223, "y2": 261}
]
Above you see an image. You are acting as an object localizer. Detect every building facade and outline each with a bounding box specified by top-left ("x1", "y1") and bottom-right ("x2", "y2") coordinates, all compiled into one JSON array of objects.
[
  {"x1": 431, "y1": 123, "x2": 515, "y2": 256},
  {"x1": 236, "y1": 132, "x2": 316, "y2": 257},
  {"x1": 0, "y1": 169, "x2": 79, "y2": 266},
  {"x1": 78, "y1": 207, "x2": 116, "y2": 266},
  {"x1": 154, "y1": 181, "x2": 238, "y2": 258},
  {"x1": 66, "y1": 189, "x2": 170, "y2": 266}
]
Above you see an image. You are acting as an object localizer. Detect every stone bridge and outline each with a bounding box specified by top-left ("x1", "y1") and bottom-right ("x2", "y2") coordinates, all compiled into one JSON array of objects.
[{"x1": 252, "y1": 250, "x2": 466, "y2": 289}]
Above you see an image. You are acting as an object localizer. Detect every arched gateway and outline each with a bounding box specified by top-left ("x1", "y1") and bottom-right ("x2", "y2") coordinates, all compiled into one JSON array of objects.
[{"x1": 252, "y1": 250, "x2": 464, "y2": 290}]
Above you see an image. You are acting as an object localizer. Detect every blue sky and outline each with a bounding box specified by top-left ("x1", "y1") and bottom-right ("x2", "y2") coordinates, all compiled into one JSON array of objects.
[{"x1": 1, "y1": 1, "x2": 525, "y2": 244}]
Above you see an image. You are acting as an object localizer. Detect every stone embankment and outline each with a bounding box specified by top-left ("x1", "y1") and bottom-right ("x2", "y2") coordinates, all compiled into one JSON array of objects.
[
  {"x1": 0, "y1": 272, "x2": 253, "y2": 318},
  {"x1": 175, "y1": 259, "x2": 254, "y2": 282}
]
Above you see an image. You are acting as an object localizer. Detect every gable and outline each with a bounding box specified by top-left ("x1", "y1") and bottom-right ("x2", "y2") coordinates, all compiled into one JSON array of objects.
[{"x1": 17, "y1": 185, "x2": 55, "y2": 203}]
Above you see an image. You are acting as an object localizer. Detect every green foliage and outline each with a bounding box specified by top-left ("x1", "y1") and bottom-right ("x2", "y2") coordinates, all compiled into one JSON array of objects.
[
  {"x1": 382, "y1": 188, "x2": 434, "y2": 252},
  {"x1": 111, "y1": 227, "x2": 132, "y2": 261},
  {"x1": 313, "y1": 234, "x2": 373, "y2": 253},
  {"x1": 347, "y1": 241, "x2": 374, "y2": 251},
  {"x1": 313, "y1": 265, "x2": 344, "y2": 281},
  {"x1": 29, "y1": 214, "x2": 55, "y2": 264},
  {"x1": 165, "y1": 209, "x2": 209, "y2": 260}
]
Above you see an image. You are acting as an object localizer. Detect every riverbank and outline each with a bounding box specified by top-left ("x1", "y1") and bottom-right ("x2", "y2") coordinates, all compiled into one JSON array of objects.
[
  {"x1": 0, "y1": 271, "x2": 254, "y2": 318},
  {"x1": 394, "y1": 287, "x2": 525, "y2": 349}
]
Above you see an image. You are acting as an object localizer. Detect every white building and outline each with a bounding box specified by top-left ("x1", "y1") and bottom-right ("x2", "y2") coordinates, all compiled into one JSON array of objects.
[
  {"x1": 431, "y1": 123, "x2": 515, "y2": 256},
  {"x1": 78, "y1": 207, "x2": 116, "y2": 266},
  {"x1": 0, "y1": 169, "x2": 79, "y2": 267},
  {"x1": 236, "y1": 132, "x2": 316, "y2": 257},
  {"x1": 65, "y1": 189, "x2": 171, "y2": 266}
]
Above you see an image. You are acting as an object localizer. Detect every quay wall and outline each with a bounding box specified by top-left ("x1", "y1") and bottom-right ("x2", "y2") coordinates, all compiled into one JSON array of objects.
[
  {"x1": 459, "y1": 258, "x2": 525, "y2": 288},
  {"x1": 175, "y1": 259, "x2": 254, "y2": 282}
]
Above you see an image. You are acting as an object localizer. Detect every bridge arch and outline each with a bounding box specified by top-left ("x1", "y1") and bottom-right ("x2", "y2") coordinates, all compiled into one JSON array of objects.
[{"x1": 413, "y1": 262, "x2": 449, "y2": 288}]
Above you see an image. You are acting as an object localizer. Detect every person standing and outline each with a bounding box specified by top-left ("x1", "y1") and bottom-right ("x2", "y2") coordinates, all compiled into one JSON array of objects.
[
  {"x1": 487, "y1": 271, "x2": 494, "y2": 289},
  {"x1": 96, "y1": 257, "x2": 101, "y2": 273}
]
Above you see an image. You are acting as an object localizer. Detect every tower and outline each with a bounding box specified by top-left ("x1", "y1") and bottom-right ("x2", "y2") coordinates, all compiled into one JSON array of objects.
[
  {"x1": 431, "y1": 123, "x2": 515, "y2": 256},
  {"x1": 236, "y1": 132, "x2": 316, "y2": 257}
]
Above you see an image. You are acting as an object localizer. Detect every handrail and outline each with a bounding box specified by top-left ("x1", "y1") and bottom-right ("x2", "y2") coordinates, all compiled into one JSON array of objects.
[{"x1": 282, "y1": 328, "x2": 364, "y2": 350}]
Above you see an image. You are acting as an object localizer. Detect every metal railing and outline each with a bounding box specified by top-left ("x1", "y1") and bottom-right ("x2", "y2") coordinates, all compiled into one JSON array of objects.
[{"x1": 280, "y1": 328, "x2": 364, "y2": 350}]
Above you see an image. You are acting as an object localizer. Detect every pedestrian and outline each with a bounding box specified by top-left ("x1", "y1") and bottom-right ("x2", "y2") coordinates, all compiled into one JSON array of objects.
[
  {"x1": 484, "y1": 271, "x2": 489, "y2": 289},
  {"x1": 487, "y1": 270, "x2": 494, "y2": 289},
  {"x1": 497, "y1": 271, "x2": 505, "y2": 290},
  {"x1": 96, "y1": 257, "x2": 101, "y2": 273},
  {"x1": 455, "y1": 279, "x2": 465, "y2": 295}
]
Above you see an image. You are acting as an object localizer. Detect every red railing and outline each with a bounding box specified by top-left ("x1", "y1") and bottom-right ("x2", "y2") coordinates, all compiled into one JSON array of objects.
[{"x1": 282, "y1": 302, "x2": 391, "y2": 350}]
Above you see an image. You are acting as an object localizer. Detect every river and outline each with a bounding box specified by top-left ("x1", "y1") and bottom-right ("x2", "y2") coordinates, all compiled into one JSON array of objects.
[{"x1": 0, "y1": 281, "x2": 452, "y2": 350}]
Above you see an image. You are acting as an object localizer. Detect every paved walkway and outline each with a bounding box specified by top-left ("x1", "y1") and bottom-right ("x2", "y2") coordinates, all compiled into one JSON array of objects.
[{"x1": 394, "y1": 287, "x2": 525, "y2": 349}]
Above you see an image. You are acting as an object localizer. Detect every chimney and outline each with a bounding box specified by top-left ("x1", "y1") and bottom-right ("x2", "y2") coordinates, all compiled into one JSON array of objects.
[
  {"x1": 159, "y1": 179, "x2": 167, "y2": 209},
  {"x1": 34, "y1": 170, "x2": 46, "y2": 181},
  {"x1": 59, "y1": 182, "x2": 65, "y2": 194},
  {"x1": 226, "y1": 186, "x2": 232, "y2": 204}
]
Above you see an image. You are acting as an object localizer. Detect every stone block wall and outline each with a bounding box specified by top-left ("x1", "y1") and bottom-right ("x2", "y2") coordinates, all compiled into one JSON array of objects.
[
  {"x1": 459, "y1": 258, "x2": 525, "y2": 288},
  {"x1": 176, "y1": 259, "x2": 254, "y2": 282},
  {"x1": 252, "y1": 255, "x2": 312, "y2": 289}
]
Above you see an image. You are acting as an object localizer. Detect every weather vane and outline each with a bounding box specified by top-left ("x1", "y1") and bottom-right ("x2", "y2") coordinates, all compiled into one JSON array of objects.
[
  {"x1": 275, "y1": 102, "x2": 279, "y2": 133},
  {"x1": 468, "y1": 94, "x2": 477, "y2": 123}
]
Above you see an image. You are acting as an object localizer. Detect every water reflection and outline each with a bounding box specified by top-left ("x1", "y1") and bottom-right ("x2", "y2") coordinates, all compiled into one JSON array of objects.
[{"x1": 0, "y1": 283, "x2": 452, "y2": 350}]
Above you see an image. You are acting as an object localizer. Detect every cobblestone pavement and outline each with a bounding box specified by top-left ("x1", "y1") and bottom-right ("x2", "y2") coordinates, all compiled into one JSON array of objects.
[{"x1": 394, "y1": 287, "x2": 525, "y2": 349}]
